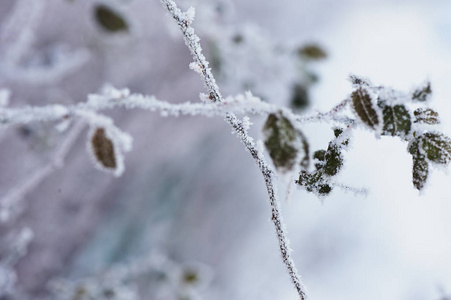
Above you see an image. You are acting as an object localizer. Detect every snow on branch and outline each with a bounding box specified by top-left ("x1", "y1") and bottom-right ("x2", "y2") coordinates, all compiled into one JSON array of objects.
[{"x1": 160, "y1": 0, "x2": 308, "y2": 298}]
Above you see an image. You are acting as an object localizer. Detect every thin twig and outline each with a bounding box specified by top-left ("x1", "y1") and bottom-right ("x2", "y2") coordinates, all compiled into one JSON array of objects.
[
  {"x1": 0, "y1": 89, "x2": 344, "y2": 127},
  {"x1": 160, "y1": 0, "x2": 308, "y2": 298},
  {"x1": 296, "y1": 98, "x2": 353, "y2": 124}
]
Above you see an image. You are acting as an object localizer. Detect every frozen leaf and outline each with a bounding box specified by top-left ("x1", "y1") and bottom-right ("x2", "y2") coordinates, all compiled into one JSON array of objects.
[
  {"x1": 94, "y1": 5, "x2": 128, "y2": 33},
  {"x1": 297, "y1": 44, "x2": 327, "y2": 60},
  {"x1": 413, "y1": 108, "x2": 440, "y2": 125},
  {"x1": 412, "y1": 81, "x2": 432, "y2": 102},
  {"x1": 318, "y1": 183, "x2": 332, "y2": 194},
  {"x1": 380, "y1": 103, "x2": 411, "y2": 136},
  {"x1": 263, "y1": 112, "x2": 309, "y2": 172},
  {"x1": 91, "y1": 128, "x2": 117, "y2": 169},
  {"x1": 313, "y1": 150, "x2": 326, "y2": 161},
  {"x1": 421, "y1": 132, "x2": 451, "y2": 164},
  {"x1": 298, "y1": 128, "x2": 349, "y2": 196},
  {"x1": 323, "y1": 144, "x2": 343, "y2": 176},
  {"x1": 313, "y1": 149, "x2": 326, "y2": 170},
  {"x1": 351, "y1": 87, "x2": 379, "y2": 129},
  {"x1": 409, "y1": 139, "x2": 429, "y2": 190},
  {"x1": 297, "y1": 171, "x2": 332, "y2": 195}
]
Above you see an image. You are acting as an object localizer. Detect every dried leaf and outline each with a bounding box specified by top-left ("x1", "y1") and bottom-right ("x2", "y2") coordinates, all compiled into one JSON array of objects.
[
  {"x1": 412, "y1": 82, "x2": 432, "y2": 102},
  {"x1": 421, "y1": 132, "x2": 451, "y2": 164},
  {"x1": 263, "y1": 112, "x2": 309, "y2": 172},
  {"x1": 351, "y1": 87, "x2": 379, "y2": 129},
  {"x1": 94, "y1": 5, "x2": 128, "y2": 33},
  {"x1": 91, "y1": 128, "x2": 116, "y2": 169},
  {"x1": 413, "y1": 108, "x2": 440, "y2": 125},
  {"x1": 380, "y1": 104, "x2": 411, "y2": 136},
  {"x1": 409, "y1": 139, "x2": 429, "y2": 190}
]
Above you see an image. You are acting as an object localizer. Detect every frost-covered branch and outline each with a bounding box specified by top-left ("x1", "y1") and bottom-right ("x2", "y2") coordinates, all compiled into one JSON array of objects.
[
  {"x1": 0, "y1": 87, "x2": 344, "y2": 127},
  {"x1": 296, "y1": 98, "x2": 353, "y2": 124},
  {"x1": 162, "y1": 0, "x2": 221, "y2": 102},
  {"x1": 160, "y1": 0, "x2": 308, "y2": 298}
]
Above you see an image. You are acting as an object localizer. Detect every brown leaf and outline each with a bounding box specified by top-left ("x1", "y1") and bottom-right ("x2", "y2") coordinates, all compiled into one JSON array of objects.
[{"x1": 91, "y1": 128, "x2": 116, "y2": 169}]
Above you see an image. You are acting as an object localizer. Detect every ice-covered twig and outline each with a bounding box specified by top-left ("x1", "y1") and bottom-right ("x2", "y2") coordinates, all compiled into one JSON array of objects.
[
  {"x1": 331, "y1": 182, "x2": 369, "y2": 197},
  {"x1": 0, "y1": 88, "x2": 342, "y2": 128},
  {"x1": 160, "y1": 0, "x2": 308, "y2": 298},
  {"x1": 296, "y1": 98, "x2": 353, "y2": 124},
  {"x1": 161, "y1": 0, "x2": 221, "y2": 102},
  {"x1": 226, "y1": 115, "x2": 308, "y2": 299}
]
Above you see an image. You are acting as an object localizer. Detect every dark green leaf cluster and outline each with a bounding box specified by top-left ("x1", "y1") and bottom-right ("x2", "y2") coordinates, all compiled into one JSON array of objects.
[
  {"x1": 263, "y1": 111, "x2": 309, "y2": 172},
  {"x1": 350, "y1": 78, "x2": 451, "y2": 190},
  {"x1": 297, "y1": 128, "x2": 348, "y2": 195}
]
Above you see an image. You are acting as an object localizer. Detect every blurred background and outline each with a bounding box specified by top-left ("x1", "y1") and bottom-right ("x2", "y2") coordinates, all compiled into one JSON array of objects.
[{"x1": 1, "y1": 0, "x2": 451, "y2": 299}]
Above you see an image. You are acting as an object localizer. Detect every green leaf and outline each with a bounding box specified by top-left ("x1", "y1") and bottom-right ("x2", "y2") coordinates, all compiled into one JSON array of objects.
[
  {"x1": 263, "y1": 112, "x2": 309, "y2": 172},
  {"x1": 421, "y1": 132, "x2": 451, "y2": 164},
  {"x1": 323, "y1": 144, "x2": 343, "y2": 176},
  {"x1": 351, "y1": 87, "x2": 379, "y2": 129},
  {"x1": 313, "y1": 150, "x2": 325, "y2": 170},
  {"x1": 380, "y1": 104, "x2": 411, "y2": 136},
  {"x1": 413, "y1": 108, "x2": 440, "y2": 125},
  {"x1": 297, "y1": 171, "x2": 332, "y2": 195},
  {"x1": 297, "y1": 44, "x2": 327, "y2": 60},
  {"x1": 409, "y1": 139, "x2": 429, "y2": 190},
  {"x1": 412, "y1": 82, "x2": 432, "y2": 102},
  {"x1": 95, "y1": 5, "x2": 128, "y2": 33}
]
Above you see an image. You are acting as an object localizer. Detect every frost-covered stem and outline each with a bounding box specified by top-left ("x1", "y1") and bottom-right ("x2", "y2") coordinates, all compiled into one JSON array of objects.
[
  {"x1": 161, "y1": 1, "x2": 307, "y2": 298},
  {"x1": 226, "y1": 114, "x2": 307, "y2": 299},
  {"x1": 297, "y1": 98, "x2": 353, "y2": 124},
  {"x1": 161, "y1": 0, "x2": 222, "y2": 102},
  {"x1": 0, "y1": 121, "x2": 84, "y2": 222}
]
